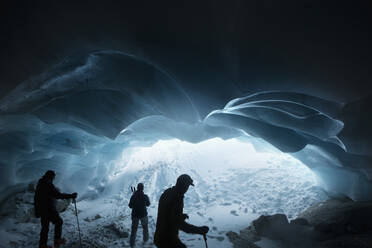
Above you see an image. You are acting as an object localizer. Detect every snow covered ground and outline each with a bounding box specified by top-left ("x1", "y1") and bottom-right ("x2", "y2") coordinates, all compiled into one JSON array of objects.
[{"x1": 0, "y1": 138, "x2": 328, "y2": 248}]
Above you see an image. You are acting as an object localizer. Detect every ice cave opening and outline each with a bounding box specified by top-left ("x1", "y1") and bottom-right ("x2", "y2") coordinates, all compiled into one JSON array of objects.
[
  {"x1": 69, "y1": 136, "x2": 327, "y2": 248},
  {"x1": 108, "y1": 137, "x2": 328, "y2": 223}
]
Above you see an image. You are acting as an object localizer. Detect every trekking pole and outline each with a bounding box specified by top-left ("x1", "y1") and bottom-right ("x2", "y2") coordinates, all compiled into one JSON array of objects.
[
  {"x1": 203, "y1": 234, "x2": 208, "y2": 248},
  {"x1": 73, "y1": 199, "x2": 83, "y2": 248}
]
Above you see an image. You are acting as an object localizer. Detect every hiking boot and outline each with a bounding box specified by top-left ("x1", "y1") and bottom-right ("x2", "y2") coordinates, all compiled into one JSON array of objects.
[
  {"x1": 54, "y1": 238, "x2": 66, "y2": 247},
  {"x1": 39, "y1": 245, "x2": 53, "y2": 248}
]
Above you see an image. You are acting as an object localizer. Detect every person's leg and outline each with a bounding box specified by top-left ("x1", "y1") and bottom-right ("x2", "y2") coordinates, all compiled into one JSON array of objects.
[
  {"x1": 49, "y1": 212, "x2": 64, "y2": 245},
  {"x1": 39, "y1": 216, "x2": 50, "y2": 248},
  {"x1": 140, "y1": 216, "x2": 149, "y2": 242},
  {"x1": 130, "y1": 217, "x2": 139, "y2": 247}
]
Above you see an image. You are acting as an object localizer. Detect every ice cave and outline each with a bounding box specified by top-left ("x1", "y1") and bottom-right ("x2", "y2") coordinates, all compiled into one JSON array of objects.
[
  {"x1": 1, "y1": 2, "x2": 372, "y2": 248},
  {"x1": 0, "y1": 50, "x2": 372, "y2": 248}
]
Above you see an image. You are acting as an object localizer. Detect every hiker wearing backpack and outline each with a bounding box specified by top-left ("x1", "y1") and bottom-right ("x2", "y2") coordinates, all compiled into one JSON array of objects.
[
  {"x1": 129, "y1": 183, "x2": 150, "y2": 247},
  {"x1": 34, "y1": 170, "x2": 78, "y2": 248}
]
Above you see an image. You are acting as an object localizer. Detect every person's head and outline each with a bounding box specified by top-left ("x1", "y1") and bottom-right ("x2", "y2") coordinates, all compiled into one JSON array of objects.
[
  {"x1": 175, "y1": 174, "x2": 194, "y2": 194},
  {"x1": 137, "y1": 183, "x2": 144, "y2": 191},
  {"x1": 44, "y1": 170, "x2": 56, "y2": 181}
]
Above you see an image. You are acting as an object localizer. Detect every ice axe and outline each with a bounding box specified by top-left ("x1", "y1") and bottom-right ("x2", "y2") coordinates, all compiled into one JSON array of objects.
[
  {"x1": 73, "y1": 198, "x2": 83, "y2": 248},
  {"x1": 130, "y1": 186, "x2": 136, "y2": 193}
]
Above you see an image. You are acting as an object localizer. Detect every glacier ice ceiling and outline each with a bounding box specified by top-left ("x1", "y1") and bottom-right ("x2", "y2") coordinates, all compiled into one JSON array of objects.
[{"x1": 0, "y1": 50, "x2": 372, "y2": 207}]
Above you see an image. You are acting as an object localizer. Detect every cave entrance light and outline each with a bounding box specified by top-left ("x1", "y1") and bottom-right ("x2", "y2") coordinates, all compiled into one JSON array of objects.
[{"x1": 109, "y1": 137, "x2": 328, "y2": 232}]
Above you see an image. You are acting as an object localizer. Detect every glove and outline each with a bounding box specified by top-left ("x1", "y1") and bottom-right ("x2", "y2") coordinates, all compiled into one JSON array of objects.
[
  {"x1": 198, "y1": 226, "x2": 209, "y2": 235},
  {"x1": 182, "y1": 214, "x2": 189, "y2": 220},
  {"x1": 71, "y1": 192, "x2": 78, "y2": 199}
]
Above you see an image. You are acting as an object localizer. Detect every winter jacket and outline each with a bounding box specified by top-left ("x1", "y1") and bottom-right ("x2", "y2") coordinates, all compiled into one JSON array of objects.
[
  {"x1": 128, "y1": 190, "x2": 150, "y2": 218},
  {"x1": 34, "y1": 176, "x2": 73, "y2": 217},
  {"x1": 154, "y1": 186, "x2": 200, "y2": 247}
]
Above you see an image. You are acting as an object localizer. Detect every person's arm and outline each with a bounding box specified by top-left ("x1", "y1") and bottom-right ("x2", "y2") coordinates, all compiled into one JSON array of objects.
[
  {"x1": 50, "y1": 183, "x2": 76, "y2": 199},
  {"x1": 172, "y1": 198, "x2": 200, "y2": 234},
  {"x1": 175, "y1": 198, "x2": 208, "y2": 235},
  {"x1": 145, "y1": 195, "x2": 150, "y2": 207},
  {"x1": 179, "y1": 220, "x2": 202, "y2": 234}
]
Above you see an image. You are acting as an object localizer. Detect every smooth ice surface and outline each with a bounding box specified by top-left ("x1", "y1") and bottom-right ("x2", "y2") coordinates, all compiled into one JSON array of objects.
[
  {"x1": 0, "y1": 51, "x2": 199, "y2": 138},
  {"x1": 225, "y1": 91, "x2": 343, "y2": 118},
  {"x1": 0, "y1": 138, "x2": 328, "y2": 248}
]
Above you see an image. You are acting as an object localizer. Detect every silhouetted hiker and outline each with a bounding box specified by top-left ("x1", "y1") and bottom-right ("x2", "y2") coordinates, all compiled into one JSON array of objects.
[
  {"x1": 154, "y1": 174, "x2": 209, "y2": 248},
  {"x1": 34, "y1": 170, "x2": 78, "y2": 248},
  {"x1": 129, "y1": 183, "x2": 150, "y2": 247}
]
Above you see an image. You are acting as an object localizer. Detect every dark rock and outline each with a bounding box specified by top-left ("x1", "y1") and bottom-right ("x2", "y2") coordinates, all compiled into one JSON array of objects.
[
  {"x1": 298, "y1": 199, "x2": 372, "y2": 239},
  {"x1": 231, "y1": 200, "x2": 372, "y2": 248},
  {"x1": 238, "y1": 226, "x2": 260, "y2": 242},
  {"x1": 290, "y1": 218, "x2": 310, "y2": 226},
  {"x1": 252, "y1": 214, "x2": 289, "y2": 237},
  {"x1": 85, "y1": 214, "x2": 102, "y2": 222},
  {"x1": 250, "y1": 213, "x2": 318, "y2": 247},
  {"x1": 319, "y1": 232, "x2": 372, "y2": 248},
  {"x1": 226, "y1": 231, "x2": 261, "y2": 248},
  {"x1": 92, "y1": 214, "x2": 102, "y2": 221},
  {"x1": 104, "y1": 223, "x2": 129, "y2": 238}
]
